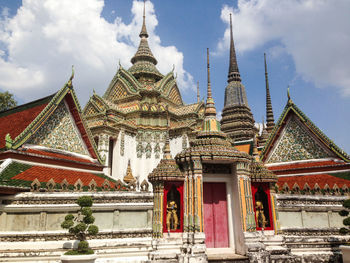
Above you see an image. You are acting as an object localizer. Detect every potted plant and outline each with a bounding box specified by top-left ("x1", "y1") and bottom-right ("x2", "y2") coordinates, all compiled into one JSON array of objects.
[
  {"x1": 60, "y1": 196, "x2": 99, "y2": 263},
  {"x1": 339, "y1": 199, "x2": 350, "y2": 263}
]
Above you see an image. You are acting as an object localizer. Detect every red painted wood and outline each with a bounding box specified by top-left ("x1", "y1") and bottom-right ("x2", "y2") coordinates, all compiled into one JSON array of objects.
[
  {"x1": 251, "y1": 183, "x2": 274, "y2": 231},
  {"x1": 204, "y1": 182, "x2": 229, "y2": 248},
  {"x1": 163, "y1": 182, "x2": 184, "y2": 233},
  {"x1": 203, "y1": 183, "x2": 215, "y2": 248},
  {"x1": 213, "y1": 183, "x2": 229, "y2": 247}
]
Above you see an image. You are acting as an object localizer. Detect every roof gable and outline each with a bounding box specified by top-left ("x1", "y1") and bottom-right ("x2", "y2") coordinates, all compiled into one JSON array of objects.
[
  {"x1": 103, "y1": 67, "x2": 139, "y2": 102},
  {"x1": 0, "y1": 95, "x2": 53, "y2": 149},
  {"x1": 262, "y1": 100, "x2": 350, "y2": 163},
  {"x1": 27, "y1": 100, "x2": 89, "y2": 156},
  {"x1": 2, "y1": 72, "x2": 102, "y2": 162}
]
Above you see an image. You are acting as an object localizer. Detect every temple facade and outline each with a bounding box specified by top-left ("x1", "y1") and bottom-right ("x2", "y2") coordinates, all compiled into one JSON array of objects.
[{"x1": 0, "y1": 2, "x2": 349, "y2": 263}]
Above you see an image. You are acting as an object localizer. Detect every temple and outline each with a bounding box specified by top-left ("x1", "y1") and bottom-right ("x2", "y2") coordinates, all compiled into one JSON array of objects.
[{"x1": 0, "y1": 2, "x2": 349, "y2": 263}]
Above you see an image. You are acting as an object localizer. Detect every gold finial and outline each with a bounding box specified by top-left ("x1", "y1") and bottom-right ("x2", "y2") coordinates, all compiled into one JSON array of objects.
[
  {"x1": 287, "y1": 85, "x2": 293, "y2": 104},
  {"x1": 197, "y1": 81, "x2": 200, "y2": 103},
  {"x1": 163, "y1": 106, "x2": 172, "y2": 160},
  {"x1": 123, "y1": 160, "x2": 136, "y2": 183},
  {"x1": 204, "y1": 48, "x2": 217, "y2": 117},
  {"x1": 67, "y1": 65, "x2": 74, "y2": 88},
  {"x1": 140, "y1": 0, "x2": 148, "y2": 38}
]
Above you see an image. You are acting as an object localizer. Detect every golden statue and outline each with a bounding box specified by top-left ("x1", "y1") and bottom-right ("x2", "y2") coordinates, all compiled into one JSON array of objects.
[
  {"x1": 255, "y1": 201, "x2": 268, "y2": 228},
  {"x1": 166, "y1": 200, "x2": 178, "y2": 231}
]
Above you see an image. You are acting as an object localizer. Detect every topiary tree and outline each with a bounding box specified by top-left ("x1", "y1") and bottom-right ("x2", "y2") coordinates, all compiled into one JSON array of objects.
[
  {"x1": 339, "y1": 199, "x2": 350, "y2": 235},
  {"x1": 61, "y1": 196, "x2": 99, "y2": 255}
]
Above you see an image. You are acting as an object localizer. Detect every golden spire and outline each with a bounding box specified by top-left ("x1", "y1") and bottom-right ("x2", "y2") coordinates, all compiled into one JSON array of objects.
[
  {"x1": 204, "y1": 48, "x2": 217, "y2": 117},
  {"x1": 123, "y1": 160, "x2": 136, "y2": 183},
  {"x1": 197, "y1": 81, "x2": 200, "y2": 103},
  {"x1": 163, "y1": 106, "x2": 172, "y2": 160}
]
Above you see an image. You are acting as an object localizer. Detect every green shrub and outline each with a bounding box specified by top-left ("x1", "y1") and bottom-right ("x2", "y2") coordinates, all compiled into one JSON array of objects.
[
  {"x1": 61, "y1": 196, "x2": 99, "y2": 255},
  {"x1": 77, "y1": 196, "x2": 93, "y2": 207},
  {"x1": 339, "y1": 199, "x2": 350, "y2": 235},
  {"x1": 78, "y1": 240, "x2": 89, "y2": 252},
  {"x1": 88, "y1": 225, "x2": 99, "y2": 235}
]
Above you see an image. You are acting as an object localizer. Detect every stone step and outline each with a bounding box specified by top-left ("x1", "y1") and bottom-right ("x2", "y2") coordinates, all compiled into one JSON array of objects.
[{"x1": 207, "y1": 252, "x2": 249, "y2": 263}]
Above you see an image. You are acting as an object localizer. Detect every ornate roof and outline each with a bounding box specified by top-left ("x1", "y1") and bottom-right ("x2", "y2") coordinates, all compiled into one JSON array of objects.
[
  {"x1": 148, "y1": 128, "x2": 183, "y2": 182},
  {"x1": 0, "y1": 160, "x2": 121, "y2": 192},
  {"x1": 1, "y1": 70, "x2": 101, "y2": 163},
  {"x1": 0, "y1": 95, "x2": 53, "y2": 149},
  {"x1": 128, "y1": 2, "x2": 163, "y2": 83},
  {"x1": 250, "y1": 160, "x2": 277, "y2": 182},
  {"x1": 84, "y1": 3, "x2": 203, "y2": 139},
  {"x1": 261, "y1": 96, "x2": 350, "y2": 163},
  {"x1": 276, "y1": 172, "x2": 350, "y2": 193}
]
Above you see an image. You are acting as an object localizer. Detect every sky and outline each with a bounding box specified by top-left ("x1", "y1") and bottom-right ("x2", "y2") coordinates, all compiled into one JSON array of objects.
[{"x1": 0, "y1": 0, "x2": 349, "y2": 154}]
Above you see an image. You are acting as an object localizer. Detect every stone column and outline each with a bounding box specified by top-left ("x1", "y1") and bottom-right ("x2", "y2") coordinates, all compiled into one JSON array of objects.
[
  {"x1": 98, "y1": 134, "x2": 110, "y2": 165},
  {"x1": 187, "y1": 157, "x2": 194, "y2": 233},
  {"x1": 152, "y1": 182, "x2": 164, "y2": 238},
  {"x1": 192, "y1": 157, "x2": 203, "y2": 233},
  {"x1": 183, "y1": 162, "x2": 189, "y2": 233},
  {"x1": 237, "y1": 162, "x2": 256, "y2": 231}
]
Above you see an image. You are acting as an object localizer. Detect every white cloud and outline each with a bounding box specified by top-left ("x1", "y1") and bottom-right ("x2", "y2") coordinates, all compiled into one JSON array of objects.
[
  {"x1": 217, "y1": 0, "x2": 350, "y2": 96},
  {"x1": 0, "y1": 0, "x2": 194, "y2": 104}
]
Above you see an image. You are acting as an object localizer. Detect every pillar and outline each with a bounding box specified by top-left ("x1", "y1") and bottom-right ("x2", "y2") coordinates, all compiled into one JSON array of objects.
[{"x1": 237, "y1": 162, "x2": 256, "y2": 232}]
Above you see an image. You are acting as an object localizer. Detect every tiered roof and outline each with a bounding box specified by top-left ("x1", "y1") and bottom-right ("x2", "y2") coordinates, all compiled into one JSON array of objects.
[{"x1": 84, "y1": 4, "x2": 204, "y2": 138}]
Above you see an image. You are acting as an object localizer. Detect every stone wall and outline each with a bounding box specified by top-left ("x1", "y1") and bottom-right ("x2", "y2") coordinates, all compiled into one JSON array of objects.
[
  {"x1": 0, "y1": 191, "x2": 153, "y2": 262},
  {"x1": 275, "y1": 194, "x2": 349, "y2": 262}
]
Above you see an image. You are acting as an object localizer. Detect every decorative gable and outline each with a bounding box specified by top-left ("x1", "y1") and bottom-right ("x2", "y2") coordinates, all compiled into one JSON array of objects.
[
  {"x1": 27, "y1": 100, "x2": 88, "y2": 155},
  {"x1": 267, "y1": 115, "x2": 331, "y2": 163},
  {"x1": 108, "y1": 80, "x2": 130, "y2": 102},
  {"x1": 84, "y1": 102, "x2": 100, "y2": 116},
  {"x1": 168, "y1": 85, "x2": 183, "y2": 105}
]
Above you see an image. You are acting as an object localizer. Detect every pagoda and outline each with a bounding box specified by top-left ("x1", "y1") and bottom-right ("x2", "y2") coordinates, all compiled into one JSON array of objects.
[
  {"x1": 220, "y1": 14, "x2": 256, "y2": 143},
  {"x1": 83, "y1": 2, "x2": 204, "y2": 184}
]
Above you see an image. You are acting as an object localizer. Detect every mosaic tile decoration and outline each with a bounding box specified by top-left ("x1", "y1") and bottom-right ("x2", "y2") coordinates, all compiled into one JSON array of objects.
[
  {"x1": 268, "y1": 116, "x2": 329, "y2": 163},
  {"x1": 28, "y1": 101, "x2": 88, "y2": 155}
]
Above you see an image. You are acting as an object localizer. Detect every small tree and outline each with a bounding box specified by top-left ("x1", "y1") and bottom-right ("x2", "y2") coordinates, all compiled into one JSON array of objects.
[
  {"x1": 61, "y1": 196, "x2": 99, "y2": 255},
  {"x1": 339, "y1": 199, "x2": 350, "y2": 235},
  {"x1": 0, "y1": 91, "x2": 17, "y2": 112}
]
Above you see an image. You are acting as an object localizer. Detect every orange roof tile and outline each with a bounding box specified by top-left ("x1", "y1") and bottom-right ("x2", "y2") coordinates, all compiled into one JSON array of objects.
[
  {"x1": 277, "y1": 173, "x2": 350, "y2": 190},
  {"x1": 269, "y1": 160, "x2": 344, "y2": 171},
  {"x1": 0, "y1": 96, "x2": 52, "y2": 149},
  {"x1": 235, "y1": 144, "x2": 251, "y2": 154},
  {"x1": 13, "y1": 166, "x2": 115, "y2": 187}
]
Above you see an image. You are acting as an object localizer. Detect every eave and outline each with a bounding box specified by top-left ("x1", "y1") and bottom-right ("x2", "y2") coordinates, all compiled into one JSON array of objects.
[{"x1": 0, "y1": 150, "x2": 104, "y2": 172}]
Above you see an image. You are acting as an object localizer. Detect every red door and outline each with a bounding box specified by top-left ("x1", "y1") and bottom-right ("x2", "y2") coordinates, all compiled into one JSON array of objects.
[{"x1": 203, "y1": 182, "x2": 229, "y2": 248}]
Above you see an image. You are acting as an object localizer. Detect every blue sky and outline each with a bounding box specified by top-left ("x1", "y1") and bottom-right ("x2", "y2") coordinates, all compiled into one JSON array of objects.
[{"x1": 0, "y1": 0, "x2": 349, "y2": 154}]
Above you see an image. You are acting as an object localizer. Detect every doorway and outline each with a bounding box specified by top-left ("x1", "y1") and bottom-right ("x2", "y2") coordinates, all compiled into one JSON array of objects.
[{"x1": 203, "y1": 182, "x2": 229, "y2": 248}]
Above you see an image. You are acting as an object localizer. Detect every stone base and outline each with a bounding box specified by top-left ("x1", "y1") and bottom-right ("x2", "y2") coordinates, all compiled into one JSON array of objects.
[{"x1": 61, "y1": 254, "x2": 97, "y2": 263}]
